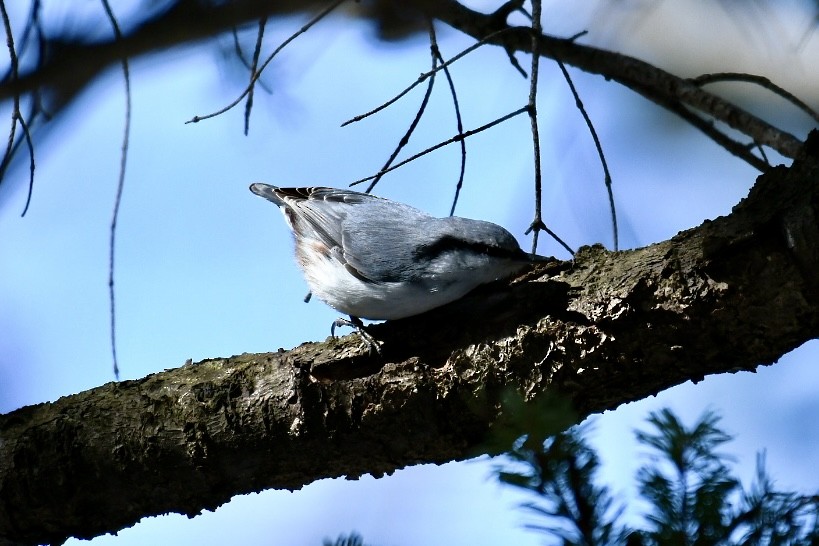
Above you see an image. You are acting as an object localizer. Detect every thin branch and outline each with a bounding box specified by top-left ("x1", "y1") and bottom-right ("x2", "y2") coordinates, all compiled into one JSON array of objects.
[
  {"x1": 527, "y1": 0, "x2": 544, "y2": 255},
  {"x1": 0, "y1": 0, "x2": 39, "y2": 83},
  {"x1": 525, "y1": 219, "x2": 574, "y2": 256},
  {"x1": 350, "y1": 107, "x2": 529, "y2": 187},
  {"x1": 493, "y1": 0, "x2": 528, "y2": 77},
  {"x1": 756, "y1": 143, "x2": 770, "y2": 167},
  {"x1": 231, "y1": 27, "x2": 246, "y2": 63},
  {"x1": 364, "y1": 22, "x2": 439, "y2": 195},
  {"x1": 243, "y1": 17, "x2": 267, "y2": 135},
  {"x1": 230, "y1": 26, "x2": 273, "y2": 93},
  {"x1": 0, "y1": 0, "x2": 37, "y2": 217},
  {"x1": 0, "y1": 0, "x2": 19, "y2": 184},
  {"x1": 504, "y1": 3, "x2": 574, "y2": 258},
  {"x1": 503, "y1": 51, "x2": 527, "y2": 78},
  {"x1": 430, "y1": 31, "x2": 467, "y2": 217},
  {"x1": 660, "y1": 97, "x2": 770, "y2": 172},
  {"x1": 0, "y1": 2, "x2": 798, "y2": 166},
  {"x1": 341, "y1": 27, "x2": 516, "y2": 128},
  {"x1": 690, "y1": 72, "x2": 819, "y2": 125},
  {"x1": 424, "y1": 4, "x2": 805, "y2": 160},
  {"x1": 16, "y1": 110, "x2": 34, "y2": 217},
  {"x1": 555, "y1": 59, "x2": 618, "y2": 251},
  {"x1": 186, "y1": 0, "x2": 345, "y2": 125},
  {"x1": 519, "y1": 0, "x2": 573, "y2": 257},
  {"x1": 101, "y1": 0, "x2": 132, "y2": 380}
]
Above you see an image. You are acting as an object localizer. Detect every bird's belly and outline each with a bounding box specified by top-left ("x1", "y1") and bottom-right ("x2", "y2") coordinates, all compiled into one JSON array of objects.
[
  {"x1": 332, "y1": 283, "x2": 475, "y2": 320},
  {"x1": 300, "y1": 258, "x2": 480, "y2": 320},
  {"x1": 297, "y1": 243, "x2": 525, "y2": 320}
]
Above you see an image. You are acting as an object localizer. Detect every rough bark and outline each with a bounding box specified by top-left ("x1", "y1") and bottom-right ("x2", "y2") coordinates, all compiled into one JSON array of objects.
[
  {"x1": 1, "y1": 2, "x2": 816, "y2": 544},
  {"x1": 1, "y1": 134, "x2": 818, "y2": 545}
]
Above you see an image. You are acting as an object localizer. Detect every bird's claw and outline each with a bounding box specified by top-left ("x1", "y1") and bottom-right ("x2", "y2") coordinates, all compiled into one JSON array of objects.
[{"x1": 331, "y1": 316, "x2": 382, "y2": 355}]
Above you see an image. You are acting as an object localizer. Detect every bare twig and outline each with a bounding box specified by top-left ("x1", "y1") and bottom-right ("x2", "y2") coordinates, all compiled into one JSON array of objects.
[
  {"x1": 430, "y1": 32, "x2": 467, "y2": 217},
  {"x1": 519, "y1": 0, "x2": 574, "y2": 257},
  {"x1": 16, "y1": 110, "x2": 35, "y2": 217},
  {"x1": 655, "y1": 95, "x2": 770, "y2": 172},
  {"x1": 0, "y1": 0, "x2": 37, "y2": 217},
  {"x1": 232, "y1": 27, "x2": 248, "y2": 65},
  {"x1": 354, "y1": 21, "x2": 470, "y2": 209},
  {"x1": 0, "y1": 0, "x2": 20, "y2": 185},
  {"x1": 555, "y1": 59, "x2": 618, "y2": 251},
  {"x1": 690, "y1": 72, "x2": 819, "y2": 124},
  {"x1": 0, "y1": 0, "x2": 39, "y2": 83},
  {"x1": 425, "y1": 4, "x2": 805, "y2": 160},
  {"x1": 101, "y1": 0, "x2": 132, "y2": 380},
  {"x1": 230, "y1": 26, "x2": 273, "y2": 94},
  {"x1": 243, "y1": 17, "x2": 267, "y2": 135},
  {"x1": 492, "y1": 0, "x2": 528, "y2": 78},
  {"x1": 525, "y1": 219, "x2": 574, "y2": 256},
  {"x1": 0, "y1": 2, "x2": 799, "y2": 166},
  {"x1": 187, "y1": 0, "x2": 345, "y2": 125},
  {"x1": 341, "y1": 27, "x2": 516, "y2": 127},
  {"x1": 364, "y1": 22, "x2": 439, "y2": 194},
  {"x1": 350, "y1": 107, "x2": 529, "y2": 187},
  {"x1": 526, "y1": 0, "x2": 544, "y2": 255},
  {"x1": 757, "y1": 143, "x2": 770, "y2": 167}
]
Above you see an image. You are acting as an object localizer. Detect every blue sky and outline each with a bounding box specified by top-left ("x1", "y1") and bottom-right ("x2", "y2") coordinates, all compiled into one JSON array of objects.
[{"x1": 1, "y1": 2, "x2": 818, "y2": 545}]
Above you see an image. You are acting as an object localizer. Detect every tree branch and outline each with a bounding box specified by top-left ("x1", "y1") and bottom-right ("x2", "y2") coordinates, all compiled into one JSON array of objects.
[
  {"x1": 0, "y1": 0, "x2": 804, "y2": 169},
  {"x1": 3, "y1": 132, "x2": 819, "y2": 545},
  {"x1": 419, "y1": 0, "x2": 806, "y2": 161}
]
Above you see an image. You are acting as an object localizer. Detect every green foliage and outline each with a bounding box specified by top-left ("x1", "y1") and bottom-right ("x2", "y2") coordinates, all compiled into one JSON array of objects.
[
  {"x1": 732, "y1": 453, "x2": 819, "y2": 546},
  {"x1": 498, "y1": 407, "x2": 819, "y2": 546},
  {"x1": 635, "y1": 408, "x2": 738, "y2": 545},
  {"x1": 499, "y1": 423, "x2": 628, "y2": 546}
]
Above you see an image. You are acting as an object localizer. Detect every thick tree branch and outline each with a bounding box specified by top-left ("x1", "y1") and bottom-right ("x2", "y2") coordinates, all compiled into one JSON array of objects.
[
  {"x1": 0, "y1": 1, "x2": 327, "y2": 110},
  {"x1": 3, "y1": 133, "x2": 819, "y2": 545},
  {"x1": 0, "y1": 1, "x2": 804, "y2": 167},
  {"x1": 418, "y1": 0, "x2": 805, "y2": 161}
]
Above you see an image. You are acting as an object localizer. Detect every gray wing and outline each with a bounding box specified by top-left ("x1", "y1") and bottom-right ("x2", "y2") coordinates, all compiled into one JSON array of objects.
[
  {"x1": 340, "y1": 202, "x2": 439, "y2": 283},
  {"x1": 251, "y1": 184, "x2": 434, "y2": 283}
]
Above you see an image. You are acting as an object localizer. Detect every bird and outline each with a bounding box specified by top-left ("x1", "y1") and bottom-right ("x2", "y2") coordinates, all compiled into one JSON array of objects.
[{"x1": 249, "y1": 184, "x2": 542, "y2": 339}]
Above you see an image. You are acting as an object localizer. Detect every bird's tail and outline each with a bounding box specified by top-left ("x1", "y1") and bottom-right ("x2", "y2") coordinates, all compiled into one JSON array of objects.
[{"x1": 249, "y1": 183, "x2": 285, "y2": 206}]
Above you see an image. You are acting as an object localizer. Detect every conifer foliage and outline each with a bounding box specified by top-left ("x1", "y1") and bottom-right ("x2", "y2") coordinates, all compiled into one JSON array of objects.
[{"x1": 499, "y1": 409, "x2": 819, "y2": 546}]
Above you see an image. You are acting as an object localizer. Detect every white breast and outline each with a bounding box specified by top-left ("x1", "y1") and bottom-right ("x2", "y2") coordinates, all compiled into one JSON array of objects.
[{"x1": 298, "y1": 243, "x2": 522, "y2": 320}]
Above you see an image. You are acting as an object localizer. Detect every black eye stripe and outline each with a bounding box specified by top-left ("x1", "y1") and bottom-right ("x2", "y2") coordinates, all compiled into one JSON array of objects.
[{"x1": 414, "y1": 235, "x2": 525, "y2": 261}]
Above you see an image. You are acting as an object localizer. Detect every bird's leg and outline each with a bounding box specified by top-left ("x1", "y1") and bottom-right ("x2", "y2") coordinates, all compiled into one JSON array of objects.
[{"x1": 331, "y1": 316, "x2": 382, "y2": 354}]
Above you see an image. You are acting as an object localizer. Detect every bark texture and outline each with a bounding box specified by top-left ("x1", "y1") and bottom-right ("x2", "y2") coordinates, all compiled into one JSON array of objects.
[{"x1": 2, "y1": 135, "x2": 818, "y2": 545}]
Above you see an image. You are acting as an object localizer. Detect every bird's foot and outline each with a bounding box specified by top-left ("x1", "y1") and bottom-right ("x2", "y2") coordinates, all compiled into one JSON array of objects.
[{"x1": 331, "y1": 316, "x2": 382, "y2": 354}]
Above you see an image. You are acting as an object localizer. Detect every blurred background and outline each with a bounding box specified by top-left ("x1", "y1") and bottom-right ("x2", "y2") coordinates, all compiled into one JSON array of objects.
[{"x1": 1, "y1": 1, "x2": 818, "y2": 544}]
